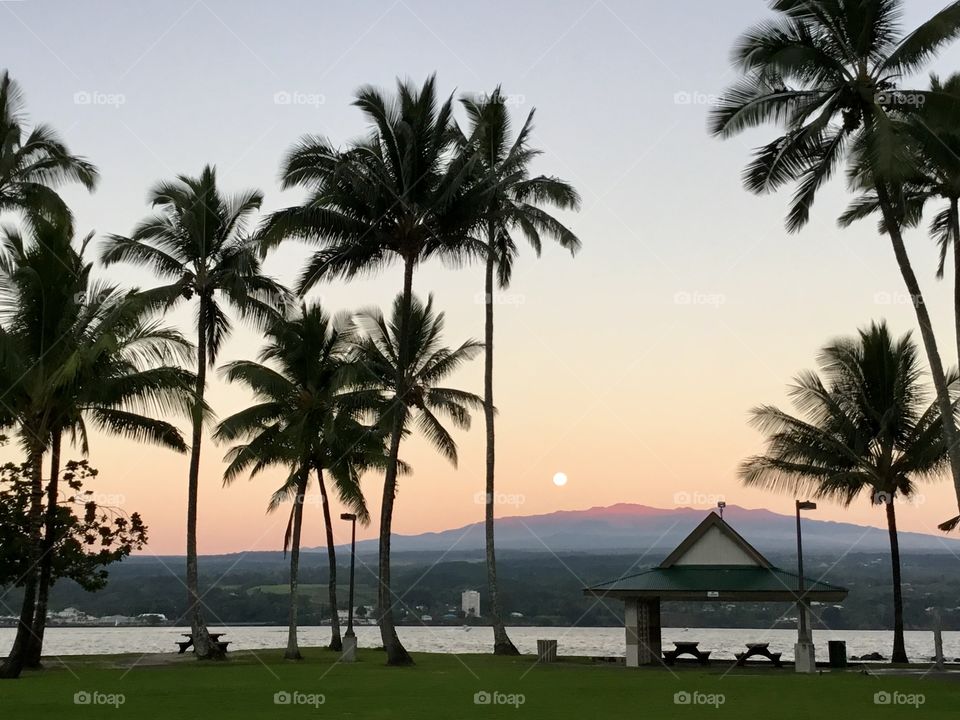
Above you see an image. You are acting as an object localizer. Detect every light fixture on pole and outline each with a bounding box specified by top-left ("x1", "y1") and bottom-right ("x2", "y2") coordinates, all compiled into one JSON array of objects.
[
  {"x1": 717, "y1": 501, "x2": 726, "y2": 520},
  {"x1": 340, "y1": 512, "x2": 358, "y2": 662},
  {"x1": 794, "y1": 500, "x2": 817, "y2": 673}
]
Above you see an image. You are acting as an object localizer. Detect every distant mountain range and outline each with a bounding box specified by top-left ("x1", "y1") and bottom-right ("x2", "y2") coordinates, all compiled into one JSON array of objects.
[{"x1": 308, "y1": 503, "x2": 960, "y2": 557}]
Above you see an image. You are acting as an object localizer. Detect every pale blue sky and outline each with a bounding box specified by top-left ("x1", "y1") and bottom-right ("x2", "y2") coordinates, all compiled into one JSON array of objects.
[{"x1": 5, "y1": 0, "x2": 960, "y2": 551}]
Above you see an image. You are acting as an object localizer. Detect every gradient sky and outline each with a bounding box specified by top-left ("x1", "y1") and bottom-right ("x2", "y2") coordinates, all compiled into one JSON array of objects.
[{"x1": 5, "y1": 0, "x2": 960, "y2": 555}]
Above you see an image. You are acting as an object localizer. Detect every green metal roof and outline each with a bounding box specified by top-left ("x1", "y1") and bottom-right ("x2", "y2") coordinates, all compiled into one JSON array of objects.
[{"x1": 584, "y1": 565, "x2": 848, "y2": 602}]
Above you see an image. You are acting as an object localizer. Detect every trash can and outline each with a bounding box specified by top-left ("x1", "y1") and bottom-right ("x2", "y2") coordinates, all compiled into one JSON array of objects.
[
  {"x1": 537, "y1": 639, "x2": 558, "y2": 663},
  {"x1": 828, "y1": 640, "x2": 847, "y2": 668}
]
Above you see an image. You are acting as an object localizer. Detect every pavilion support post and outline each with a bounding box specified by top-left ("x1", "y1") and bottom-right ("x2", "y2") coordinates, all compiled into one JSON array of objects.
[{"x1": 624, "y1": 597, "x2": 661, "y2": 667}]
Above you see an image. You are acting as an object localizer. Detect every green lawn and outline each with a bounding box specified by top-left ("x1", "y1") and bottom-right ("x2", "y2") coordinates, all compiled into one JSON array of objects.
[{"x1": 5, "y1": 650, "x2": 958, "y2": 718}]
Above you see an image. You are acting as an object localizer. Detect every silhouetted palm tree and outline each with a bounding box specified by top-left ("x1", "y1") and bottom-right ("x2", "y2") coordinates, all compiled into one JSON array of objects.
[
  {"x1": 100, "y1": 166, "x2": 287, "y2": 658},
  {"x1": 741, "y1": 322, "x2": 956, "y2": 663},
  {"x1": 216, "y1": 303, "x2": 380, "y2": 658},
  {"x1": 711, "y1": 0, "x2": 960, "y2": 530},
  {"x1": 459, "y1": 87, "x2": 580, "y2": 655},
  {"x1": 0, "y1": 220, "x2": 193, "y2": 677},
  {"x1": 349, "y1": 293, "x2": 483, "y2": 663},
  {"x1": 0, "y1": 70, "x2": 98, "y2": 229},
  {"x1": 841, "y1": 73, "x2": 960, "y2": 369},
  {"x1": 259, "y1": 76, "x2": 485, "y2": 664}
]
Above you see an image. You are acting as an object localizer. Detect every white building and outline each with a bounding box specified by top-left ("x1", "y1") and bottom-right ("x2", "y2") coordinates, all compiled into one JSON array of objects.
[{"x1": 461, "y1": 590, "x2": 480, "y2": 617}]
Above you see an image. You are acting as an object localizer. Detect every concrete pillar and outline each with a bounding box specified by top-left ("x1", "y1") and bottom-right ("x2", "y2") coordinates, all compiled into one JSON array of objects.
[{"x1": 625, "y1": 597, "x2": 661, "y2": 667}]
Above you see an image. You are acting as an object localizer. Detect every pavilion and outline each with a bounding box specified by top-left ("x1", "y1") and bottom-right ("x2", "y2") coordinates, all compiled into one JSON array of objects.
[{"x1": 583, "y1": 511, "x2": 848, "y2": 666}]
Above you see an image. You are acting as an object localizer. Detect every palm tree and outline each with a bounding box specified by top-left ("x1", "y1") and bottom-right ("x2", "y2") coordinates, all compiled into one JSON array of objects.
[
  {"x1": 0, "y1": 70, "x2": 98, "y2": 229},
  {"x1": 259, "y1": 75, "x2": 486, "y2": 664},
  {"x1": 215, "y1": 303, "x2": 379, "y2": 658},
  {"x1": 0, "y1": 220, "x2": 194, "y2": 677},
  {"x1": 740, "y1": 322, "x2": 955, "y2": 663},
  {"x1": 100, "y1": 166, "x2": 287, "y2": 658},
  {"x1": 458, "y1": 87, "x2": 581, "y2": 655},
  {"x1": 710, "y1": 0, "x2": 960, "y2": 530},
  {"x1": 348, "y1": 293, "x2": 483, "y2": 665}
]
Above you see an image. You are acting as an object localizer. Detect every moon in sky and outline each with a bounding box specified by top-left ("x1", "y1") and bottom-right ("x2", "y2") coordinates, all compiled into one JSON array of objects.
[{"x1": 553, "y1": 472, "x2": 568, "y2": 487}]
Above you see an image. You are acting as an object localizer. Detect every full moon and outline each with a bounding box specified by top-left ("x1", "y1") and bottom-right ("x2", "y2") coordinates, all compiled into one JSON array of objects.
[{"x1": 553, "y1": 472, "x2": 568, "y2": 487}]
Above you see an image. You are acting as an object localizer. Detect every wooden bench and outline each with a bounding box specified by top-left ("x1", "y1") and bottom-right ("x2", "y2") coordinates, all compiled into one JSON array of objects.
[
  {"x1": 734, "y1": 643, "x2": 782, "y2": 667},
  {"x1": 663, "y1": 641, "x2": 711, "y2": 666}
]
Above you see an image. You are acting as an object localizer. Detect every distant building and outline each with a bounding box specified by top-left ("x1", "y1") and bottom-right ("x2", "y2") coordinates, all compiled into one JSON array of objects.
[{"x1": 461, "y1": 590, "x2": 480, "y2": 617}]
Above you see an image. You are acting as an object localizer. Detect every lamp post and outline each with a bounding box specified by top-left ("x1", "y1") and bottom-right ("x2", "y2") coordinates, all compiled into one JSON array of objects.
[
  {"x1": 340, "y1": 512, "x2": 357, "y2": 662},
  {"x1": 795, "y1": 500, "x2": 817, "y2": 673}
]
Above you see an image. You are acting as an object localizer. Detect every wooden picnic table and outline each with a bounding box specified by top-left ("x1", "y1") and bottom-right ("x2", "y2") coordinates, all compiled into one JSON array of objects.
[
  {"x1": 734, "y1": 643, "x2": 782, "y2": 667},
  {"x1": 663, "y1": 641, "x2": 711, "y2": 666},
  {"x1": 176, "y1": 633, "x2": 230, "y2": 654}
]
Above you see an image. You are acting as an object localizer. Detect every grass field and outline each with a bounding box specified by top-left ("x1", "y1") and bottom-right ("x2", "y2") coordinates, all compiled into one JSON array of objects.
[{"x1": 5, "y1": 650, "x2": 959, "y2": 718}]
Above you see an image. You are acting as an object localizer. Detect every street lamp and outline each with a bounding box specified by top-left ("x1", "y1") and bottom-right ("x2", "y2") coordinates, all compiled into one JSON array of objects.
[
  {"x1": 340, "y1": 512, "x2": 357, "y2": 662},
  {"x1": 795, "y1": 500, "x2": 817, "y2": 673}
]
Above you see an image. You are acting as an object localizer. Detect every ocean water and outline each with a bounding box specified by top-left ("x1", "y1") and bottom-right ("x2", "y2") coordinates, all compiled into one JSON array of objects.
[{"x1": 2, "y1": 625, "x2": 956, "y2": 663}]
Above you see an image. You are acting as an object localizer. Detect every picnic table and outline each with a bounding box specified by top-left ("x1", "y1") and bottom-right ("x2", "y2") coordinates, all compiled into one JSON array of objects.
[
  {"x1": 734, "y1": 643, "x2": 782, "y2": 667},
  {"x1": 663, "y1": 641, "x2": 711, "y2": 666},
  {"x1": 176, "y1": 632, "x2": 230, "y2": 654}
]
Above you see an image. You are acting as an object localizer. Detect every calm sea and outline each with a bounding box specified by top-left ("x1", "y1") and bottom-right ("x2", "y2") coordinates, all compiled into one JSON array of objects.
[{"x1": 2, "y1": 626, "x2": 956, "y2": 663}]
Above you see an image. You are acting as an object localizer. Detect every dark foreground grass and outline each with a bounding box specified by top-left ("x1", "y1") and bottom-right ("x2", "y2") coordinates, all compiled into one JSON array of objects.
[{"x1": 4, "y1": 649, "x2": 959, "y2": 719}]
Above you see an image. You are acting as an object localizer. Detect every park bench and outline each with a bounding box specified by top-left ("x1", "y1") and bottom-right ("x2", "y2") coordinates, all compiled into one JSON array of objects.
[
  {"x1": 663, "y1": 641, "x2": 711, "y2": 666},
  {"x1": 734, "y1": 643, "x2": 782, "y2": 667}
]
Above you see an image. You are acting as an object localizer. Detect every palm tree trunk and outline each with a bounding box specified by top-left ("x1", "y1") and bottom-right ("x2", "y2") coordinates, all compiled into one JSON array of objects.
[
  {"x1": 483, "y1": 239, "x2": 518, "y2": 656},
  {"x1": 377, "y1": 256, "x2": 415, "y2": 666},
  {"x1": 284, "y1": 472, "x2": 308, "y2": 660},
  {"x1": 885, "y1": 498, "x2": 908, "y2": 663},
  {"x1": 25, "y1": 431, "x2": 62, "y2": 668},
  {"x1": 950, "y1": 198, "x2": 960, "y2": 368},
  {"x1": 0, "y1": 445, "x2": 45, "y2": 679},
  {"x1": 877, "y1": 187, "x2": 960, "y2": 530},
  {"x1": 316, "y1": 466, "x2": 342, "y2": 651},
  {"x1": 186, "y1": 299, "x2": 217, "y2": 659}
]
